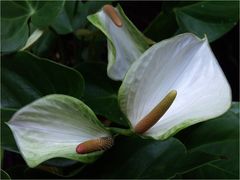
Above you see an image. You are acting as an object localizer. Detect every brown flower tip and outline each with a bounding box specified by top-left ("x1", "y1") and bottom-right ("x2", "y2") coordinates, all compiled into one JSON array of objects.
[
  {"x1": 134, "y1": 90, "x2": 177, "y2": 134},
  {"x1": 103, "y1": 5, "x2": 123, "y2": 27},
  {"x1": 76, "y1": 137, "x2": 114, "y2": 154}
]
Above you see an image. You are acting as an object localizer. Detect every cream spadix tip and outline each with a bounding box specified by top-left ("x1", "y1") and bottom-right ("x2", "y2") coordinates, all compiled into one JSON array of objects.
[
  {"x1": 103, "y1": 5, "x2": 123, "y2": 27},
  {"x1": 76, "y1": 137, "x2": 114, "y2": 154},
  {"x1": 134, "y1": 90, "x2": 177, "y2": 134}
]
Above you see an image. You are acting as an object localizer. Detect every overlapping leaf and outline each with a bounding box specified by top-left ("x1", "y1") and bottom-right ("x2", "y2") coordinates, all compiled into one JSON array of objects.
[
  {"x1": 179, "y1": 102, "x2": 239, "y2": 178},
  {"x1": 1, "y1": 0, "x2": 64, "y2": 52},
  {"x1": 1, "y1": 52, "x2": 84, "y2": 109}
]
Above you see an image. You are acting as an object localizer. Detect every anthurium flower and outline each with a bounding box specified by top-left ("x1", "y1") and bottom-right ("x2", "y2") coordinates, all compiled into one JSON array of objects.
[
  {"x1": 118, "y1": 33, "x2": 231, "y2": 140},
  {"x1": 6, "y1": 95, "x2": 113, "y2": 168},
  {"x1": 88, "y1": 4, "x2": 151, "y2": 80}
]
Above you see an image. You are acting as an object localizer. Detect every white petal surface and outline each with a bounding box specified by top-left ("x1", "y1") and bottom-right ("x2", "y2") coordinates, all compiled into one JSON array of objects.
[
  {"x1": 88, "y1": 5, "x2": 150, "y2": 80},
  {"x1": 119, "y1": 33, "x2": 231, "y2": 140},
  {"x1": 7, "y1": 94, "x2": 111, "y2": 167}
]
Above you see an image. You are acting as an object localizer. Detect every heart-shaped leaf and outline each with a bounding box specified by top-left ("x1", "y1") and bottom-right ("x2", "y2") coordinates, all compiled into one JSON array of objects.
[
  {"x1": 75, "y1": 62, "x2": 128, "y2": 126},
  {"x1": 74, "y1": 136, "x2": 220, "y2": 179},
  {"x1": 1, "y1": 0, "x2": 65, "y2": 53},
  {"x1": 1, "y1": 108, "x2": 18, "y2": 152},
  {"x1": 51, "y1": 1, "x2": 110, "y2": 34},
  {"x1": 1, "y1": 52, "x2": 84, "y2": 109},
  {"x1": 174, "y1": 1, "x2": 239, "y2": 42},
  {"x1": 179, "y1": 102, "x2": 239, "y2": 178}
]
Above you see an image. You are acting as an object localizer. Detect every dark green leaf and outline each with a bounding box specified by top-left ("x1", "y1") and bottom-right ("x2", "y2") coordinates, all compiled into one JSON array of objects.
[
  {"x1": 174, "y1": 1, "x2": 239, "y2": 42},
  {"x1": 1, "y1": 149, "x2": 3, "y2": 165},
  {"x1": 1, "y1": 108, "x2": 18, "y2": 152},
  {"x1": 1, "y1": 52, "x2": 84, "y2": 109},
  {"x1": 75, "y1": 62, "x2": 128, "y2": 126},
  {"x1": 1, "y1": 169, "x2": 11, "y2": 179},
  {"x1": 1, "y1": 1, "x2": 64, "y2": 53},
  {"x1": 144, "y1": 1, "x2": 197, "y2": 42},
  {"x1": 144, "y1": 11, "x2": 178, "y2": 42},
  {"x1": 180, "y1": 102, "x2": 239, "y2": 178},
  {"x1": 31, "y1": 30, "x2": 58, "y2": 57},
  {"x1": 75, "y1": 136, "x2": 220, "y2": 179},
  {"x1": 52, "y1": 1, "x2": 110, "y2": 34}
]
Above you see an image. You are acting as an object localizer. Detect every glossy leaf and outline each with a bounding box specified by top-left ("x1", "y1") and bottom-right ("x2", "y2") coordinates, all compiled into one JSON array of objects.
[
  {"x1": 1, "y1": 0, "x2": 64, "y2": 53},
  {"x1": 144, "y1": 10, "x2": 178, "y2": 42},
  {"x1": 1, "y1": 52, "x2": 84, "y2": 109},
  {"x1": 75, "y1": 136, "x2": 220, "y2": 179},
  {"x1": 1, "y1": 169, "x2": 11, "y2": 180},
  {"x1": 174, "y1": 1, "x2": 239, "y2": 42},
  {"x1": 52, "y1": 1, "x2": 110, "y2": 34},
  {"x1": 144, "y1": 1, "x2": 197, "y2": 41},
  {"x1": 1, "y1": 108, "x2": 18, "y2": 152},
  {"x1": 181, "y1": 102, "x2": 239, "y2": 178},
  {"x1": 31, "y1": 30, "x2": 58, "y2": 57},
  {"x1": 75, "y1": 62, "x2": 128, "y2": 126}
]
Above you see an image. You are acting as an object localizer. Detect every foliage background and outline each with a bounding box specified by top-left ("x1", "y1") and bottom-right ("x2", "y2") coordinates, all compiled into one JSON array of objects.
[{"x1": 1, "y1": 1, "x2": 239, "y2": 179}]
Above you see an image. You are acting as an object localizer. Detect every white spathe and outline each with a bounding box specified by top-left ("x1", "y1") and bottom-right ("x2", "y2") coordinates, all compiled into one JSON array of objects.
[
  {"x1": 7, "y1": 94, "x2": 111, "y2": 167},
  {"x1": 119, "y1": 33, "x2": 232, "y2": 140},
  {"x1": 88, "y1": 5, "x2": 149, "y2": 80}
]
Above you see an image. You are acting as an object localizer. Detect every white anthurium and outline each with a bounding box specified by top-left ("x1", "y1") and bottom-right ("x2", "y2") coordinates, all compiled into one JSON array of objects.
[
  {"x1": 88, "y1": 4, "x2": 152, "y2": 81},
  {"x1": 118, "y1": 33, "x2": 232, "y2": 140},
  {"x1": 6, "y1": 95, "x2": 113, "y2": 168}
]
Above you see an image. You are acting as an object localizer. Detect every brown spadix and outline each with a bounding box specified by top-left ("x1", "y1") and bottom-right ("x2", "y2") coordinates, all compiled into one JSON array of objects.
[
  {"x1": 134, "y1": 90, "x2": 177, "y2": 134},
  {"x1": 103, "y1": 5, "x2": 123, "y2": 27},
  {"x1": 76, "y1": 137, "x2": 113, "y2": 154}
]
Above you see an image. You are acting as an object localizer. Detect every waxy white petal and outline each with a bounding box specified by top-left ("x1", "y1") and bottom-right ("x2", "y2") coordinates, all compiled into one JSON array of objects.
[
  {"x1": 119, "y1": 33, "x2": 231, "y2": 140},
  {"x1": 88, "y1": 5, "x2": 150, "y2": 80},
  {"x1": 7, "y1": 95, "x2": 111, "y2": 167}
]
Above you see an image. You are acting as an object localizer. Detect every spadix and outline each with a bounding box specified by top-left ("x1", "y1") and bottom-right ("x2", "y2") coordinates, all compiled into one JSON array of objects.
[
  {"x1": 134, "y1": 90, "x2": 177, "y2": 134},
  {"x1": 103, "y1": 5, "x2": 122, "y2": 27},
  {"x1": 76, "y1": 137, "x2": 114, "y2": 154}
]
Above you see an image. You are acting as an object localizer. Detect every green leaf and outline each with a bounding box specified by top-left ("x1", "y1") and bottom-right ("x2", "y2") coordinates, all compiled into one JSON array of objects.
[
  {"x1": 144, "y1": 2, "x2": 198, "y2": 42},
  {"x1": 1, "y1": 169, "x2": 11, "y2": 180},
  {"x1": 1, "y1": 51, "x2": 84, "y2": 109},
  {"x1": 31, "y1": 30, "x2": 58, "y2": 57},
  {"x1": 180, "y1": 102, "x2": 239, "y2": 178},
  {"x1": 1, "y1": 0, "x2": 65, "y2": 53},
  {"x1": 52, "y1": 1, "x2": 110, "y2": 34},
  {"x1": 1, "y1": 108, "x2": 18, "y2": 152},
  {"x1": 6, "y1": 94, "x2": 111, "y2": 167},
  {"x1": 75, "y1": 136, "x2": 220, "y2": 179},
  {"x1": 144, "y1": 11, "x2": 178, "y2": 42},
  {"x1": 75, "y1": 62, "x2": 128, "y2": 127},
  {"x1": 0, "y1": 148, "x2": 3, "y2": 165},
  {"x1": 174, "y1": 1, "x2": 239, "y2": 42}
]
